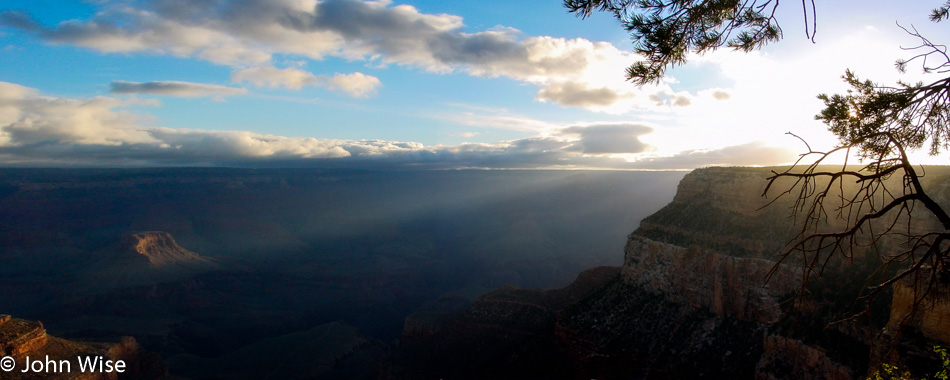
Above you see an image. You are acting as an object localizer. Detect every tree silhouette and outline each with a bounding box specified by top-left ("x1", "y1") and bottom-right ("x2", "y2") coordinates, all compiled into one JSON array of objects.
[
  {"x1": 764, "y1": 29, "x2": 950, "y2": 320},
  {"x1": 564, "y1": 0, "x2": 816, "y2": 85},
  {"x1": 567, "y1": 0, "x2": 950, "y2": 321}
]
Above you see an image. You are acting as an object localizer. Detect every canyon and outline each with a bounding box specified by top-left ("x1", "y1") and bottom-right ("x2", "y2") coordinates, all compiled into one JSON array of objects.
[
  {"x1": 387, "y1": 166, "x2": 950, "y2": 379},
  {"x1": 0, "y1": 168, "x2": 683, "y2": 379},
  {"x1": 3, "y1": 166, "x2": 950, "y2": 378}
]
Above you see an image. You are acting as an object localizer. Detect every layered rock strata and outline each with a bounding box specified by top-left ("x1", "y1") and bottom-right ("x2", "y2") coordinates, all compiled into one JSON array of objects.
[
  {"x1": 622, "y1": 235, "x2": 798, "y2": 323},
  {"x1": 0, "y1": 315, "x2": 167, "y2": 379},
  {"x1": 888, "y1": 279, "x2": 950, "y2": 344},
  {"x1": 391, "y1": 167, "x2": 897, "y2": 379}
]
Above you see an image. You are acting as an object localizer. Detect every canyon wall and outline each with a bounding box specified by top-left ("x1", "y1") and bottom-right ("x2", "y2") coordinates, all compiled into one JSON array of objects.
[
  {"x1": 622, "y1": 166, "x2": 950, "y2": 377},
  {"x1": 622, "y1": 235, "x2": 798, "y2": 324},
  {"x1": 393, "y1": 166, "x2": 950, "y2": 378},
  {"x1": 888, "y1": 279, "x2": 950, "y2": 344}
]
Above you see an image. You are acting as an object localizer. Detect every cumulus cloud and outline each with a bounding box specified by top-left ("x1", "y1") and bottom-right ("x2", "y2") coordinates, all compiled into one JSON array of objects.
[
  {"x1": 231, "y1": 66, "x2": 381, "y2": 97},
  {"x1": 110, "y1": 81, "x2": 247, "y2": 97},
  {"x1": 535, "y1": 81, "x2": 630, "y2": 109},
  {"x1": 0, "y1": 0, "x2": 697, "y2": 111},
  {"x1": 0, "y1": 81, "x2": 787, "y2": 169},
  {"x1": 0, "y1": 82, "x2": 157, "y2": 147},
  {"x1": 326, "y1": 72, "x2": 381, "y2": 98}
]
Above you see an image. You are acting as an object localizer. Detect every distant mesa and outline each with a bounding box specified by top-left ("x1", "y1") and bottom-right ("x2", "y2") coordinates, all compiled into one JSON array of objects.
[
  {"x1": 122, "y1": 231, "x2": 206, "y2": 267},
  {"x1": 84, "y1": 231, "x2": 218, "y2": 291}
]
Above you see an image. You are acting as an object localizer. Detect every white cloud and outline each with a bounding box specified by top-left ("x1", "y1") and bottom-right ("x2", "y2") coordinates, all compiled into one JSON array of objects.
[
  {"x1": 231, "y1": 66, "x2": 381, "y2": 97},
  {"x1": 0, "y1": 81, "x2": 796, "y2": 169},
  {"x1": 231, "y1": 66, "x2": 319, "y2": 90},
  {"x1": 0, "y1": 84, "x2": 158, "y2": 147},
  {"x1": 326, "y1": 72, "x2": 381, "y2": 98},
  {"x1": 442, "y1": 111, "x2": 561, "y2": 133},
  {"x1": 1, "y1": 0, "x2": 697, "y2": 111},
  {"x1": 535, "y1": 81, "x2": 631, "y2": 109},
  {"x1": 110, "y1": 81, "x2": 247, "y2": 97}
]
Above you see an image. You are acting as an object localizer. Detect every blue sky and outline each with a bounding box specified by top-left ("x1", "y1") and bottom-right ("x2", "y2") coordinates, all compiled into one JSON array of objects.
[{"x1": 0, "y1": 0, "x2": 945, "y2": 168}]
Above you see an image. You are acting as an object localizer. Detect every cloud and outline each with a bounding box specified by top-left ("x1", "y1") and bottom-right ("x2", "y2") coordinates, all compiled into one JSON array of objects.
[
  {"x1": 648, "y1": 91, "x2": 692, "y2": 107},
  {"x1": 631, "y1": 142, "x2": 798, "y2": 169},
  {"x1": 0, "y1": 81, "x2": 788, "y2": 169},
  {"x1": 0, "y1": 0, "x2": 694, "y2": 111},
  {"x1": 231, "y1": 66, "x2": 381, "y2": 97},
  {"x1": 442, "y1": 111, "x2": 561, "y2": 133},
  {"x1": 326, "y1": 72, "x2": 381, "y2": 98},
  {"x1": 231, "y1": 66, "x2": 319, "y2": 90},
  {"x1": 711, "y1": 90, "x2": 730, "y2": 100},
  {"x1": 535, "y1": 81, "x2": 631, "y2": 109},
  {"x1": 0, "y1": 10, "x2": 40, "y2": 32},
  {"x1": 110, "y1": 81, "x2": 247, "y2": 97},
  {"x1": 559, "y1": 124, "x2": 653, "y2": 154}
]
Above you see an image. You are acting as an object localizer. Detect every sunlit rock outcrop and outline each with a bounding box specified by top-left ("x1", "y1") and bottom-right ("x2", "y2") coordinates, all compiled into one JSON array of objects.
[
  {"x1": 888, "y1": 279, "x2": 950, "y2": 344},
  {"x1": 0, "y1": 314, "x2": 167, "y2": 380},
  {"x1": 622, "y1": 235, "x2": 798, "y2": 324},
  {"x1": 388, "y1": 167, "x2": 950, "y2": 379},
  {"x1": 123, "y1": 231, "x2": 207, "y2": 267}
]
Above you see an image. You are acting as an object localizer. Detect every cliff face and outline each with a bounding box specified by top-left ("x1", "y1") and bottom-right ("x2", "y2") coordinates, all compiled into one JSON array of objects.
[
  {"x1": 616, "y1": 167, "x2": 950, "y2": 378},
  {"x1": 634, "y1": 167, "x2": 797, "y2": 259},
  {"x1": 386, "y1": 266, "x2": 622, "y2": 380},
  {"x1": 888, "y1": 279, "x2": 950, "y2": 344},
  {"x1": 0, "y1": 314, "x2": 167, "y2": 380},
  {"x1": 755, "y1": 335, "x2": 854, "y2": 380},
  {"x1": 0, "y1": 315, "x2": 47, "y2": 357},
  {"x1": 622, "y1": 235, "x2": 798, "y2": 324},
  {"x1": 391, "y1": 167, "x2": 906, "y2": 379}
]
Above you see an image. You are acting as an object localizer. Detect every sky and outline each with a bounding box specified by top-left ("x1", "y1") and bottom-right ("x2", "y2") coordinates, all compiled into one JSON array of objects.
[{"x1": 0, "y1": 0, "x2": 946, "y2": 169}]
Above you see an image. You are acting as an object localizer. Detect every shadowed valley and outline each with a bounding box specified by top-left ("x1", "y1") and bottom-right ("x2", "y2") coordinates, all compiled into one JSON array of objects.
[{"x1": 0, "y1": 168, "x2": 684, "y2": 379}]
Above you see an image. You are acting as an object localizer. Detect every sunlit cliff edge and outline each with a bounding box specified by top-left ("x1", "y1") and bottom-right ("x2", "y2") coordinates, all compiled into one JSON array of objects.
[
  {"x1": 389, "y1": 166, "x2": 950, "y2": 379},
  {"x1": 0, "y1": 315, "x2": 167, "y2": 380}
]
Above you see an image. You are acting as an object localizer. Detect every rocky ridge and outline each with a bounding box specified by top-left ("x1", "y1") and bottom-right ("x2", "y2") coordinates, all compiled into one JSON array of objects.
[
  {"x1": 391, "y1": 166, "x2": 950, "y2": 379},
  {"x1": 622, "y1": 235, "x2": 799, "y2": 324},
  {"x1": 0, "y1": 314, "x2": 167, "y2": 380}
]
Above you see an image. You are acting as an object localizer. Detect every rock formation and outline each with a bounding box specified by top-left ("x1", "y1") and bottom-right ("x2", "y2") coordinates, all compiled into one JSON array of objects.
[
  {"x1": 622, "y1": 235, "x2": 798, "y2": 323},
  {"x1": 390, "y1": 167, "x2": 950, "y2": 379},
  {"x1": 386, "y1": 266, "x2": 622, "y2": 379},
  {"x1": 0, "y1": 315, "x2": 47, "y2": 357},
  {"x1": 0, "y1": 314, "x2": 167, "y2": 379},
  {"x1": 755, "y1": 335, "x2": 853, "y2": 380},
  {"x1": 121, "y1": 232, "x2": 207, "y2": 267},
  {"x1": 888, "y1": 279, "x2": 950, "y2": 344},
  {"x1": 83, "y1": 231, "x2": 218, "y2": 292}
]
